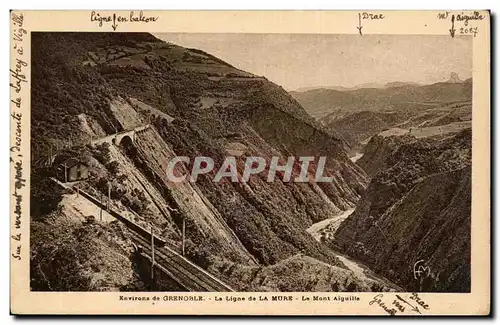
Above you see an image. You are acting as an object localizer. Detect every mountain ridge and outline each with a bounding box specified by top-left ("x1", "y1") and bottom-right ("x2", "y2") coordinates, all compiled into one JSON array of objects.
[{"x1": 290, "y1": 76, "x2": 472, "y2": 120}]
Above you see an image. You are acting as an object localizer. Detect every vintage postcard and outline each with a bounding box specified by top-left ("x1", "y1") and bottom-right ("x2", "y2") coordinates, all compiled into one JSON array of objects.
[{"x1": 10, "y1": 10, "x2": 490, "y2": 315}]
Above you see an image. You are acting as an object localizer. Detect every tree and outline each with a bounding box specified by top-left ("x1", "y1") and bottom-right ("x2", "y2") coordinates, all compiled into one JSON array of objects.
[
  {"x1": 106, "y1": 160, "x2": 120, "y2": 175},
  {"x1": 31, "y1": 171, "x2": 65, "y2": 219}
]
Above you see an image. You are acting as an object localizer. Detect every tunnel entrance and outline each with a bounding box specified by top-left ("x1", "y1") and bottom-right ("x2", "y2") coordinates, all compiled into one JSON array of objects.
[{"x1": 118, "y1": 134, "x2": 134, "y2": 147}]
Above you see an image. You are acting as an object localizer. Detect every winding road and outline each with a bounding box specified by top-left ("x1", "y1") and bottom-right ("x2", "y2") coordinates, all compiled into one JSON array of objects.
[{"x1": 306, "y1": 209, "x2": 403, "y2": 291}]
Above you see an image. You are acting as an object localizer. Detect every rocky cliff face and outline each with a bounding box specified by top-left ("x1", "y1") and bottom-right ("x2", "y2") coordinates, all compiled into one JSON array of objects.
[
  {"x1": 333, "y1": 129, "x2": 471, "y2": 292},
  {"x1": 357, "y1": 134, "x2": 415, "y2": 177},
  {"x1": 31, "y1": 32, "x2": 370, "y2": 290}
]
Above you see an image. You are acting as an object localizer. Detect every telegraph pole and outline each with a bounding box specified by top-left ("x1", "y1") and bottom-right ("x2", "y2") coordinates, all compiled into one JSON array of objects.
[
  {"x1": 182, "y1": 218, "x2": 186, "y2": 256},
  {"x1": 99, "y1": 193, "x2": 103, "y2": 222},
  {"x1": 107, "y1": 182, "x2": 111, "y2": 210},
  {"x1": 374, "y1": 220, "x2": 390, "y2": 244},
  {"x1": 49, "y1": 145, "x2": 53, "y2": 166},
  {"x1": 150, "y1": 223, "x2": 155, "y2": 290}
]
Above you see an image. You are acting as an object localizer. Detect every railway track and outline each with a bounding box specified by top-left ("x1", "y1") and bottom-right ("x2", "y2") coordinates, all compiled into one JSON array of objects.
[
  {"x1": 129, "y1": 231, "x2": 234, "y2": 292},
  {"x1": 51, "y1": 170, "x2": 234, "y2": 292}
]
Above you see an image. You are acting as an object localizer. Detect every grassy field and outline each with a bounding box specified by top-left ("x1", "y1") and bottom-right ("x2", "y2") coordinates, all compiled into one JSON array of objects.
[{"x1": 378, "y1": 121, "x2": 471, "y2": 139}]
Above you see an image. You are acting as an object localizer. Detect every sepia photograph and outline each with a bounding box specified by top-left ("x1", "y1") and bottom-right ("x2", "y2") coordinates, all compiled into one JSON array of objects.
[
  {"x1": 29, "y1": 31, "x2": 472, "y2": 293},
  {"x1": 9, "y1": 9, "x2": 490, "y2": 316}
]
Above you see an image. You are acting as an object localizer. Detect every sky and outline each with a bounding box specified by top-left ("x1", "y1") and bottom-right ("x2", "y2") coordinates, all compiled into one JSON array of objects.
[{"x1": 156, "y1": 33, "x2": 472, "y2": 91}]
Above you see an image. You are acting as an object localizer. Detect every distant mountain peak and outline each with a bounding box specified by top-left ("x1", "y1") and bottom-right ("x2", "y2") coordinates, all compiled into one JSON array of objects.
[
  {"x1": 448, "y1": 72, "x2": 462, "y2": 83},
  {"x1": 384, "y1": 81, "x2": 421, "y2": 88}
]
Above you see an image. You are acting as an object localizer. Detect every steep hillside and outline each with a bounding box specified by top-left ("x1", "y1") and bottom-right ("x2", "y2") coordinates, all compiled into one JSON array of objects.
[
  {"x1": 31, "y1": 214, "x2": 146, "y2": 291},
  {"x1": 31, "y1": 32, "x2": 371, "y2": 291},
  {"x1": 311, "y1": 104, "x2": 471, "y2": 156},
  {"x1": 207, "y1": 253, "x2": 396, "y2": 292},
  {"x1": 321, "y1": 111, "x2": 408, "y2": 150},
  {"x1": 291, "y1": 79, "x2": 471, "y2": 154},
  {"x1": 356, "y1": 134, "x2": 415, "y2": 177},
  {"x1": 289, "y1": 89, "x2": 354, "y2": 119},
  {"x1": 332, "y1": 129, "x2": 471, "y2": 292}
]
